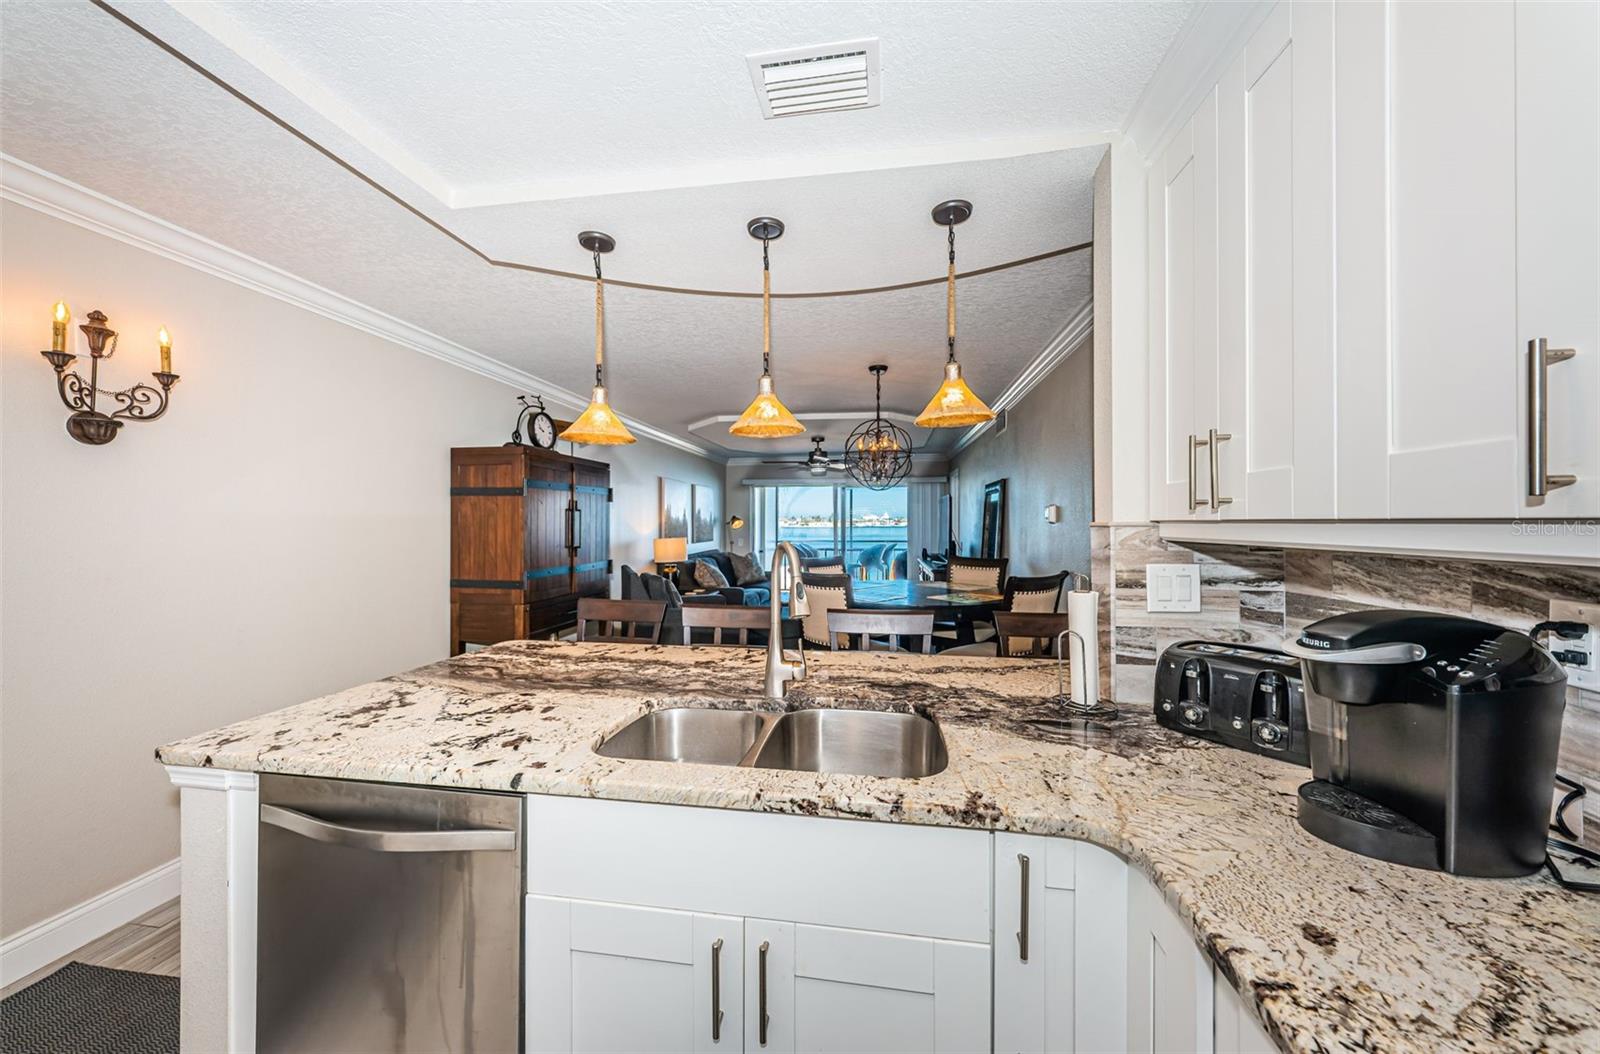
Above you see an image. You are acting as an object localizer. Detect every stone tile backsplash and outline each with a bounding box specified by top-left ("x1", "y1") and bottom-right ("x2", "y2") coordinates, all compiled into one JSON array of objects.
[{"x1": 1103, "y1": 526, "x2": 1600, "y2": 841}]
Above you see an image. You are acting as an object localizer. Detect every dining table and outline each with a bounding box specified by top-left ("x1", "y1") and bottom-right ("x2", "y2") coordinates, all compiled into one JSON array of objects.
[{"x1": 847, "y1": 579, "x2": 1005, "y2": 648}]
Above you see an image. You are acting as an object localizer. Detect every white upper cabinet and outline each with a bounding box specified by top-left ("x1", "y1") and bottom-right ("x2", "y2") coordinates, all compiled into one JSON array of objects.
[
  {"x1": 1154, "y1": 0, "x2": 1598, "y2": 529},
  {"x1": 1515, "y1": 0, "x2": 1600, "y2": 517}
]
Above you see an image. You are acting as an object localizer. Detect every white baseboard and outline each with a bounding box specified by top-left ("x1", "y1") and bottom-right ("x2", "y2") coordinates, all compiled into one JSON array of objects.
[{"x1": 0, "y1": 858, "x2": 181, "y2": 989}]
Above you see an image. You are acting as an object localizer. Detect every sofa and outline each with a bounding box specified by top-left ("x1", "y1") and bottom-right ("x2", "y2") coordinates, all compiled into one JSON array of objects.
[
  {"x1": 619, "y1": 565, "x2": 725, "y2": 645},
  {"x1": 668, "y1": 550, "x2": 772, "y2": 607}
]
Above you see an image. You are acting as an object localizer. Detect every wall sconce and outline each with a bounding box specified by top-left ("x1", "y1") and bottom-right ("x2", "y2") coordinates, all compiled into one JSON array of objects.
[{"x1": 40, "y1": 303, "x2": 180, "y2": 445}]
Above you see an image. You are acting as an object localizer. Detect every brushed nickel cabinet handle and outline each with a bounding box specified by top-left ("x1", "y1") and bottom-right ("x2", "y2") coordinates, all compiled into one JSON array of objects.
[
  {"x1": 1208, "y1": 428, "x2": 1233, "y2": 509},
  {"x1": 1528, "y1": 338, "x2": 1578, "y2": 497},
  {"x1": 1187, "y1": 434, "x2": 1210, "y2": 512},
  {"x1": 710, "y1": 937, "x2": 724, "y2": 1042},
  {"x1": 758, "y1": 940, "x2": 771, "y2": 1046},
  {"x1": 1017, "y1": 853, "x2": 1031, "y2": 962}
]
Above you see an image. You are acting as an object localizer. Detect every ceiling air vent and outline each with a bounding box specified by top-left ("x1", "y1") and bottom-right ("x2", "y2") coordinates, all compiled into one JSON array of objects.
[{"x1": 746, "y1": 39, "x2": 880, "y2": 119}]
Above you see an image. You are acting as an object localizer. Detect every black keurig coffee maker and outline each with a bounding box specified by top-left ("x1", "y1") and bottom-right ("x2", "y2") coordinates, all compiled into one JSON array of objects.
[{"x1": 1281, "y1": 610, "x2": 1567, "y2": 877}]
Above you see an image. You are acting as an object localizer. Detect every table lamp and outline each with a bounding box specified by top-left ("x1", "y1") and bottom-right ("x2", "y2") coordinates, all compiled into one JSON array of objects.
[{"x1": 654, "y1": 536, "x2": 688, "y2": 579}]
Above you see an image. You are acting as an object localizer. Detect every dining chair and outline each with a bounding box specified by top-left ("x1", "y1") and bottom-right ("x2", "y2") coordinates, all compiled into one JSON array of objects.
[
  {"x1": 1004, "y1": 571, "x2": 1070, "y2": 613},
  {"x1": 575, "y1": 598, "x2": 667, "y2": 644},
  {"x1": 943, "y1": 611, "x2": 1072, "y2": 658},
  {"x1": 799, "y1": 573, "x2": 854, "y2": 648},
  {"x1": 802, "y1": 557, "x2": 847, "y2": 576},
  {"x1": 827, "y1": 609, "x2": 936, "y2": 654},
  {"x1": 678, "y1": 605, "x2": 768, "y2": 647},
  {"x1": 947, "y1": 555, "x2": 1009, "y2": 594}
]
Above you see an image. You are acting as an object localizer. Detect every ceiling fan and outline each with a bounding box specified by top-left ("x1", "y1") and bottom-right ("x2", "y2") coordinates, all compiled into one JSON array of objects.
[{"x1": 761, "y1": 436, "x2": 847, "y2": 476}]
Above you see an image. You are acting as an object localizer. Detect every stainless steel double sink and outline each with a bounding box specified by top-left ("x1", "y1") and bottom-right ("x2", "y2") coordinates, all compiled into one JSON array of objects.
[{"x1": 595, "y1": 707, "x2": 948, "y2": 779}]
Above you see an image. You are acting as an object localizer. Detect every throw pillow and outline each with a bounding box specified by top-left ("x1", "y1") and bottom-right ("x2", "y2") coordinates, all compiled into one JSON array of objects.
[
  {"x1": 729, "y1": 551, "x2": 765, "y2": 586},
  {"x1": 620, "y1": 565, "x2": 645, "y2": 600},
  {"x1": 693, "y1": 559, "x2": 730, "y2": 591}
]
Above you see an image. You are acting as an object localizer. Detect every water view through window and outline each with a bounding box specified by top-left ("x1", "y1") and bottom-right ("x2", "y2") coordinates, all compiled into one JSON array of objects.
[{"x1": 771, "y1": 485, "x2": 908, "y2": 580}]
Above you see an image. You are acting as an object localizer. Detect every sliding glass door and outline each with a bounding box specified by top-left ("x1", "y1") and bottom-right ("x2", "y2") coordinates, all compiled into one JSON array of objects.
[{"x1": 753, "y1": 484, "x2": 911, "y2": 580}]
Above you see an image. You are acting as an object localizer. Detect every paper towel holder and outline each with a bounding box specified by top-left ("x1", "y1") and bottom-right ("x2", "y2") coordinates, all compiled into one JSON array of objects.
[{"x1": 1053, "y1": 629, "x2": 1118, "y2": 720}]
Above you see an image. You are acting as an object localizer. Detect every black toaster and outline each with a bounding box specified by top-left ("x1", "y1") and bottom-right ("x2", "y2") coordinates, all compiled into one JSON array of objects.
[{"x1": 1153, "y1": 641, "x2": 1309, "y2": 767}]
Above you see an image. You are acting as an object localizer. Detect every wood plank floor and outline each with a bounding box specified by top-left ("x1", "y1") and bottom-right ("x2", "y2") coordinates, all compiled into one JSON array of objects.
[{"x1": 0, "y1": 897, "x2": 179, "y2": 1000}]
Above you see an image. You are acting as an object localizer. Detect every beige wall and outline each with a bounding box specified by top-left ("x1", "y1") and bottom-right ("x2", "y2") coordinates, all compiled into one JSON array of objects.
[
  {"x1": 0, "y1": 201, "x2": 719, "y2": 936},
  {"x1": 950, "y1": 343, "x2": 1094, "y2": 580}
]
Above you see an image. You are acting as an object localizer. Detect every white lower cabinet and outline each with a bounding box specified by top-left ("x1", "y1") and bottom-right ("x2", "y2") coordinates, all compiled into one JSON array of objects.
[
  {"x1": 993, "y1": 834, "x2": 1129, "y2": 1053},
  {"x1": 1126, "y1": 867, "x2": 1216, "y2": 1054},
  {"x1": 748, "y1": 919, "x2": 989, "y2": 1054},
  {"x1": 1213, "y1": 969, "x2": 1277, "y2": 1054},
  {"x1": 526, "y1": 896, "x2": 743, "y2": 1053}
]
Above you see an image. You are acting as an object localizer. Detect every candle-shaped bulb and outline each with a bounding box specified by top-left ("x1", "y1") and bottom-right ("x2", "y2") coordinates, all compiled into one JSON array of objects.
[
  {"x1": 51, "y1": 301, "x2": 70, "y2": 352},
  {"x1": 158, "y1": 325, "x2": 172, "y2": 374}
]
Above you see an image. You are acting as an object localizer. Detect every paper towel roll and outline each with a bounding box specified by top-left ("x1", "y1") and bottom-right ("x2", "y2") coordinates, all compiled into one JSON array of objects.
[{"x1": 1066, "y1": 586, "x2": 1100, "y2": 708}]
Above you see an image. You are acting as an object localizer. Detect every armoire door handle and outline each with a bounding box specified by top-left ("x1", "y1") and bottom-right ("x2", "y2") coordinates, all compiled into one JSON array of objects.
[
  {"x1": 1208, "y1": 428, "x2": 1233, "y2": 509},
  {"x1": 1527, "y1": 338, "x2": 1578, "y2": 497}
]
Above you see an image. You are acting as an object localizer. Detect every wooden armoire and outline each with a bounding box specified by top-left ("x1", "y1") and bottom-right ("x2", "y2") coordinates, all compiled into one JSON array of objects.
[{"x1": 449, "y1": 446, "x2": 611, "y2": 654}]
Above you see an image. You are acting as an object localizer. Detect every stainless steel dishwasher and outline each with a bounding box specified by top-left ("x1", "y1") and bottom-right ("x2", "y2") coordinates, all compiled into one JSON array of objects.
[{"x1": 257, "y1": 773, "x2": 523, "y2": 1053}]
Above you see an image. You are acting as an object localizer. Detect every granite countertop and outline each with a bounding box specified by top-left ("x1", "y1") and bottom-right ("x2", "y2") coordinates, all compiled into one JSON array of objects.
[{"x1": 157, "y1": 641, "x2": 1600, "y2": 1053}]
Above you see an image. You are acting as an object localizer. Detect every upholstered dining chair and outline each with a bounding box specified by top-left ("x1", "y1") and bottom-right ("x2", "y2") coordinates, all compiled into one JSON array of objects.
[
  {"x1": 946, "y1": 555, "x2": 1009, "y2": 594},
  {"x1": 799, "y1": 573, "x2": 854, "y2": 649},
  {"x1": 827, "y1": 609, "x2": 936, "y2": 654},
  {"x1": 802, "y1": 557, "x2": 847, "y2": 576}
]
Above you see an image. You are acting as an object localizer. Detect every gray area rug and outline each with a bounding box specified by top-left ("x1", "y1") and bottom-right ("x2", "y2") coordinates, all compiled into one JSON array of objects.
[{"x1": 0, "y1": 962, "x2": 178, "y2": 1054}]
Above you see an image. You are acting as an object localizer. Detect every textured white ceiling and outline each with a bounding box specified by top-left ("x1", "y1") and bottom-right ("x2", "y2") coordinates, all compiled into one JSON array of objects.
[
  {"x1": 0, "y1": 1, "x2": 1167, "y2": 455},
  {"x1": 182, "y1": 0, "x2": 1191, "y2": 207}
]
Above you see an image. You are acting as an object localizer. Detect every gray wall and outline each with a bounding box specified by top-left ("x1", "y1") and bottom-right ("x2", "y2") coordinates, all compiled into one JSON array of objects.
[{"x1": 951, "y1": 343, "x2": 1093, "y2": 579}]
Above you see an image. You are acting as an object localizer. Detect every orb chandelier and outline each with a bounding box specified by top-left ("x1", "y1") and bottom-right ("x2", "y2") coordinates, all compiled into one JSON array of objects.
[
  {"x1": 559, "y1": 230, "x2": 637, "y2": 445},
  {"x1": 845, "y1": 364, "x2": 914, "y2": 491},
  {"x1": 730, "y1": 217, "x2": 806, "y2": 438},
  {"x1": 915, "y1": 198, "x2": 996, "y2": 429}
]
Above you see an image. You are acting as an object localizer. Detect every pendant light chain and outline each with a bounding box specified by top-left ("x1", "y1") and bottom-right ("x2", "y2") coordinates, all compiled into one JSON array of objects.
[
  {"x1": 762, "y1": 236, "x2": 772, "y2": 376},
  {"x1": 946, "y1": 221, "x2": 958, "y2": 363}
]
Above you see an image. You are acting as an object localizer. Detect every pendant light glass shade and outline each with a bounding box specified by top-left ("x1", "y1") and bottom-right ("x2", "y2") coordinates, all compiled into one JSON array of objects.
[
  {"x1": 916, "y1": 199, "x2": 996, "y2": 430},
  {"x1": 562, "y1": 383, "x2": 635, "y2": 445},
  {"x1": 730, "y1": 217, "x2": 805, "y2": 439},
  {"x1": 731, "y1": 373, "x2": 805, "y2": 437},
  {"x1": 560, "y1": 231, "x2": 636, "y2": 446},
  {"x1": 915, "y1": 360, "x2": 996, "y2": 428}
]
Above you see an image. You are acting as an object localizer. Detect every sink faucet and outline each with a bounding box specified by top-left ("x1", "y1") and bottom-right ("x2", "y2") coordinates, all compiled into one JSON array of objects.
[{"x1": 765, "y1": 542, "x2": 811, "y2": 700}]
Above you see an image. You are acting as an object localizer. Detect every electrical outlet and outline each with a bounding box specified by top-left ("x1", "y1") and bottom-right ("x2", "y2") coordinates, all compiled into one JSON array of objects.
[
  {"x1": 1548, "y1": 599, "x2": 1599, "y2": 691},
  {"x1": 1147, "y1": 564, "x2": 1202, "y2": 613}
]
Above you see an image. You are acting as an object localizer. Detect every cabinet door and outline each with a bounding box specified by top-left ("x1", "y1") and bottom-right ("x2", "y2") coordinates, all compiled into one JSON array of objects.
[
  {"x1": 1215, "y1": 1, "x2": 1335, "y2": 519},
  {"x1": 1387, "y1": 1, "x2": 1521, "y2": 516},
  {"x1": 994, "y1": 835, "x2": 1128, "y2": 1054},
  {"x1": 1213, "y1": 968, "x2": 1277, "y2": 1054},
  {"x1": 572, "y1": 465, "x2": 610, "y2": 598},
  {"x1": 1150, "y1": 94, "x2": 1219, "y2": 520},
  {"x1": 526, "y1": 896, "x2": 742, "y2": 1053},
  {"x1": 1126, "y1": 870, "x2": 1214, "y2": 1054},
  {"x1": 747, "y1": 919, "x2": 989, "y2": 1054},
  {"x1": 1515, "y1": 0, "x2": 1600, "y2": 517},
  {"x1": 525, "y1": 460, "x2": 576, "y2": 603}
]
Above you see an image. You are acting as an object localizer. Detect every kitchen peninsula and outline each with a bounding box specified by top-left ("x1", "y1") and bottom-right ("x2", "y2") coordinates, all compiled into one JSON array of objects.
[{"x1": 158, "y1": 642, "x2": 1598, "y2": 1054}]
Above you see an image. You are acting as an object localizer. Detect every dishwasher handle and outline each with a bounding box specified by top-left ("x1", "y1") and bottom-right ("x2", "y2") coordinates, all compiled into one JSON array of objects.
[{"x1": 261, "y1": 803, "x2": 517, "y2": 853}]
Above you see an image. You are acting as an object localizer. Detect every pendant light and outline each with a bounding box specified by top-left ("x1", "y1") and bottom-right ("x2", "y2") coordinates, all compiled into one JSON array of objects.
[
  {"x1": 730, "y1": 217, "x2": 806, "y2": 438},
  {"x1": 845, "y1": 365, "x2": 914, "y2": 490},
  {"x1": 559, "y1": 231, "x2": 636, "y2": 445},
  {"x1": 915, "y1": 199, "x2": 996, "y2": 429}
]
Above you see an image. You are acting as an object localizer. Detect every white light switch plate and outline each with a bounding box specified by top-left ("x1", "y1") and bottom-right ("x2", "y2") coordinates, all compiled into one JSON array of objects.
[{"x1": 1146, "y1": 564, "x2": 1201, "y2": 613}]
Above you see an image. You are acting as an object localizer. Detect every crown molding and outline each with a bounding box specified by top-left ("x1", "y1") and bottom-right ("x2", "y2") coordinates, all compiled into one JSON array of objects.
[
  {"x1": 1120, "y1": 0, "x2": 1275, "y2": 163},
  {"x1": 0, "y1": 154, "x2": 714, "y2": 460},
  {"x1": 949, "y1": 300, "x2": 1094, "y2": 457}
]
